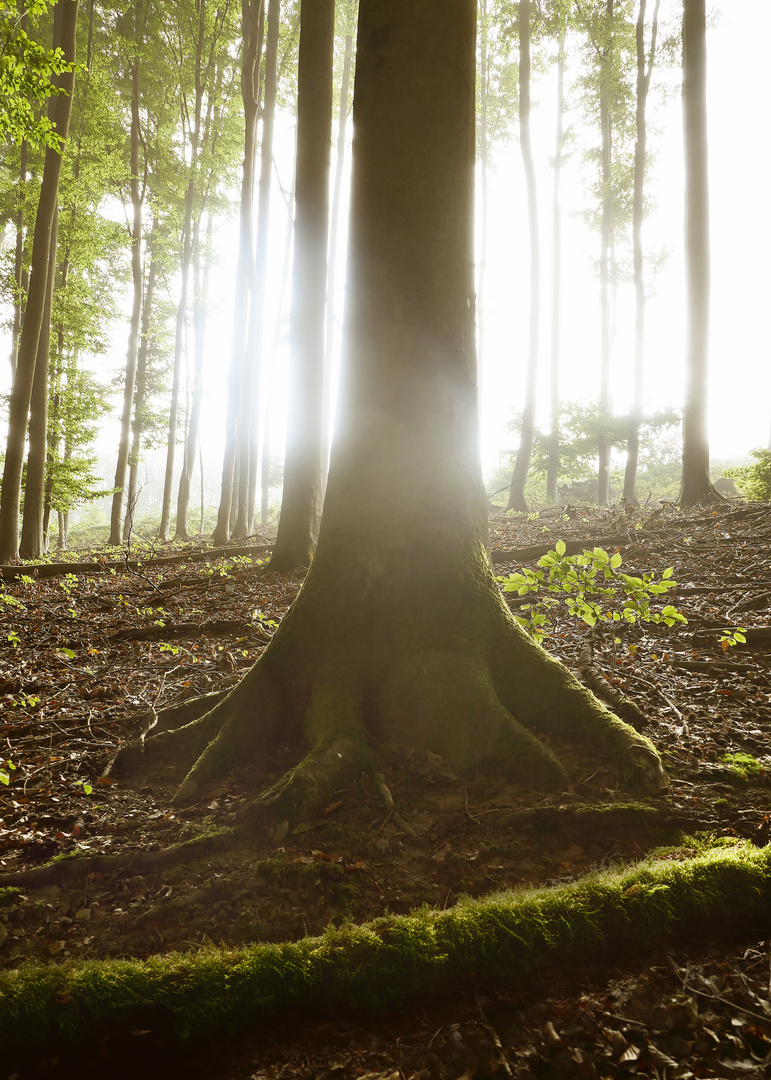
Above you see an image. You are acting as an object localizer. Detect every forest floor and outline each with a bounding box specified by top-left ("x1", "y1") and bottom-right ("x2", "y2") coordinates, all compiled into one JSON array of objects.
[{"x1": 1, "y1": 499, "x2": 771, "y2": 1078}]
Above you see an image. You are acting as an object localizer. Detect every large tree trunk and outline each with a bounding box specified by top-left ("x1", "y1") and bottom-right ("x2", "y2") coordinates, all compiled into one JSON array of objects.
[
  {"x1": 507, "y1": 0, "x2": 540, "y2": 513},
  {"x1": 623, "y1": 0, "x2": 660, "y2": 505},
  {"x1": 0, "y1": 0, "x2": 78, "y2": 564},
  {"x1": 110, "y1": 44, "x2": 144, "y2": 547},
  {"x1": 678, "y1": 0, "x2": 718, "y2": 506},
  {"x1": 269, "y1": 0, "x2": 334, "y2": 572},
  {"x1": 114, "y1": 0, "x2": 666, "y2": 822},
  {"x1": 546, "y1": 35, "x2": 565, "y2": 504}
]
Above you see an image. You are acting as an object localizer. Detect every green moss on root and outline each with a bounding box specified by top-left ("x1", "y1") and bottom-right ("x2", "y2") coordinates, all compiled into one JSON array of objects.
[{"x1": 2, "y1": 841, "x2": 770, "y2": 1061}]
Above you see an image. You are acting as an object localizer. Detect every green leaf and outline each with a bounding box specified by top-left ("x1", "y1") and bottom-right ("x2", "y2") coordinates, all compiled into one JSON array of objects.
[
  {"x1": 61, "y1": 647, "x2": 76, "y2": 659},
  {"x1": 555, "y1": 539, "x2": 566, "y2": 556}
]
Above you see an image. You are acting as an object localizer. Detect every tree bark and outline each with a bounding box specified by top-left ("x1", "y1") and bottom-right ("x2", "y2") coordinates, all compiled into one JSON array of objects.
[
  {"x1": 678, "y1": 0, "x2": 718, "y2": 506},
  {"x1": 115, "y1": 0, "x2": 666, "y2": 822},
  {"x1": 19, "y1": 206, "x2": 58, "y2": 558},
  {"x1": 123, "y1": 226, "x2": 159, "y2": 542},
  {"x1": 269, "y1": 0, "x2": 334, "y2": 571},
  {"x1": 8, "y1": 140, "x2": 28, "y2": 379},
  {"x1": 0, "y1": 0, "x2": 78, "y2": 564},
  {"x1": 238, "y1": 0, "x2": 281, "y2": 536},
  {"x1": 110, "y1": 37, "x2": 145, "y2": 547},
  {"x1": 507, "y1": 0, "x2": 541, "y2": 513},
  {"x1": 596, "y1": 0, "x2": 613, "y2": 508},
  {"x1": 546, "y1": 35, "x2": 565, "y2": 504},
  {"x1": 212, "y1": 0, "x2": 264, "y2": 545},
  {"x1": 160, "y1": 0, "x2": 208, "y2": 541},
  {"x1": 320, "y1": 17, "x2": 354, "y2": 492},
  {"x1": 623, "y1": 0, "x2": 659, "y2": 505}
]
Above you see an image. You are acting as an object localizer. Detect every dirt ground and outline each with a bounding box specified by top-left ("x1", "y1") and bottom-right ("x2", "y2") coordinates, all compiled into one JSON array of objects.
[{"x1": 1, "y1": 500, "x2": 771, "y2": 1078}]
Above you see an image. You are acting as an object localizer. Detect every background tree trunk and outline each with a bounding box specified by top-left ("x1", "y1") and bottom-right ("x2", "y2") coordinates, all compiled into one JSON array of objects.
[
  {"x1": 123, "y1": 227, "x2": 159, "y2": 542},
  {"x1": 8, "y1": 141, "x2": 28, "y2": 378},
  {"x1": 240, "y1": 0, "x2": 281, "y2": 535},
  {"x1": 19, "y1": 206, "x2": 58, "y2": 558},
  {"x1": 270, "y1": 0, "x2": 334, "y2": 572},
  {"x1": 597, "y1": 0, "x2": 614, "y2": 508},
  {"x1": 0, "y1": 0, "x2": 78, "y2": 563},
  {"x1": 110, "y1": 39, "x2": 145, "y2": 546},
  {"x1": 623, "y1": 0, "x2": 659, "y2": 505},
  {"x1": 507, "y1": 0, "x2": 541, "y2": 513},
  {"x1": 212, "y1": 0, "x2": 264, "y2": 545},
  {"x1": 320, "y1": 15, "x2": 354, "y2": 492},
  {"x1": 546, "y1": 34, "x2": 565, "y2": 504},
  {"x1": 678, "y1": 0, "x2": 717, "y2": 506}
]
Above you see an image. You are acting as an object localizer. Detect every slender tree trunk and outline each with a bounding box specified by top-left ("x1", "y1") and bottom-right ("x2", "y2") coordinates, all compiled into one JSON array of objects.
[
  {"x1": 0, "y1": 0, "x2": 78, "y2": 563},
  {"x1": 9, "y1": 141, "x2": 29, "y2": 378},
  {"x1": 508, "y1": 0, "x2": 541, "y2": 513},
  {"x1": 239, "y1": 0, "x2": 281, "y2": 535},
  {"x1": 269, "y1": 0, "x2": 334, "y2": 571},
  {"x1": 260, "y1": 164, "x2": 295, "y2": 527},
  {"x1": 124, "y1": 229, "x2": 159, "y2": 541},
  {"x1": 212, "y1": 0, "x2": 264, "y2": 545},
  {"x1": 20, "y1": 206, "x2": 59, "y2": 558},
  {"x1": 678, "y1": 0, "x2": 717, "y2": 506},
  {"x1": 477, "y1": 0, "x2": 489, "y2": 386},
  {"x1": 623, "y1": 0, "x2": 660, "y2": 504},
  {"x1": 160, "y1": 0, "x2": 207, "y2": 541},
  {"x1": 110, "y1": 48, "x2": 144, "y2": 546},
  {"x1": 177, "y1": 212, "x2": 213, "y2": 536},
  {"x1": 596, "y1": 0, "x2": 614, "y2": 507},
  {"x1": 546, "y1": 35, "x2": 565, "y2": 503},
  {"x1": 320, "y1": 20, "x2": 354, "y2": 490}
]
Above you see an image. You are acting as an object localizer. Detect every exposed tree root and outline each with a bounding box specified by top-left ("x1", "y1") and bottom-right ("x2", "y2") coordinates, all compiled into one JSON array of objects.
[
  {"x1": 109, "y1": 544, "x2": 668, "y2": 834},
  {"x1": 0, "y1": 828, "x2": 235, "y2": 890},
  {"x1": 579, "y1": 630, "x2": 649, "y2": 731}
]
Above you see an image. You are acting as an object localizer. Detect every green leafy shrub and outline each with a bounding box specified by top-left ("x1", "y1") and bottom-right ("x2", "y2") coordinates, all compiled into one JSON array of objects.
[
  {"x1": 498, "y1": 540, "x2": 687, "y2": 642},
  {"x1": 726, "y1": 449, "x2": 771, "y2": 502}
]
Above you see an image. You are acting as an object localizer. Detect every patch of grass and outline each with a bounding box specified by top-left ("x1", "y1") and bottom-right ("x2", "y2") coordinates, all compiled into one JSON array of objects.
[{"x1": 2, "y1": 841, "x2": 771, "y2": 1061}]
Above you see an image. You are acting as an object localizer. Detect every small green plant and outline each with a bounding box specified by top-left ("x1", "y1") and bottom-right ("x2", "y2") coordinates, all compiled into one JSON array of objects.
[
  {"x1": 7, "y1": 630, "x2": 21, "y2": 647},
  {"x1": 720, "y1": 752, "x2": 763, "y2": 782},
  {"x1": 719, "y1": 627, "x2": 746, "y2": 650},
  {"x1": 159, "y1": 642, "x2": 180, "y2": 655},
  {"x1": 74, "y1": 779, "x2": 93, "y2": 795},
  {"x1": 253, "y1": 609, "x2": 279, "y2": 633},
  {"x1": 0, "y1": 759, "x2": 16, "y2": 786},
  {"x1": 13, "y1": 693, "x2": 41, "y2": 709},
  {"x1": 59, "y1": 572, "x2": 78, "y2": 594},
  {"x1": 498, "y1": 540, "x2": 687, "y2": 642}
]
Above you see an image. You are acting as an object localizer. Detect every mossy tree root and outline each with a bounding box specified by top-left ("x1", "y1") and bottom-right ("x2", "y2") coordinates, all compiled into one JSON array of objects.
[{"x1": 111, "y1": 550, "x2": 667, "y2": 822}]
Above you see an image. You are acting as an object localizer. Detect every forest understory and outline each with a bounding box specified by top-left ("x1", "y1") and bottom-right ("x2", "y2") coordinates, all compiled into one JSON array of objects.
[{"x1": 2, "y1": 499, "x2": 771, "y2": 1079}]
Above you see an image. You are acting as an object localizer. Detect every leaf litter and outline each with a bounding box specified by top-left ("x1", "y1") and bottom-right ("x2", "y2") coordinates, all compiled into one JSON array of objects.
[{"x1": 1, "y1": 502, "x2": 771, "y2": 1077}]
